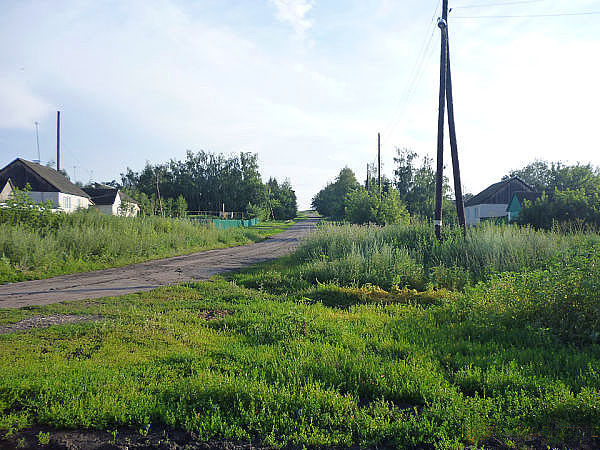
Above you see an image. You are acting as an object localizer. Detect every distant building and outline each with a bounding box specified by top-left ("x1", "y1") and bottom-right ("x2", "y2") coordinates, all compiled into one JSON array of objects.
[
  {"x1": 83, "y1": 185, "x2": 140, "y2": 217},
  {"x1": 506, "y1": 191, "x2": 542, "y2": 222},
  {"x1": 464, "y1": 177, "x2": 535, "y2": 226},
  {"x1": 0, "y1": 158, "x2": 92, "y2": 212}
]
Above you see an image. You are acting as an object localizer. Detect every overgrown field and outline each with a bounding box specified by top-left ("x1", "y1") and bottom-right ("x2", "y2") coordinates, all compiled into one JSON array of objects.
[
  {"x1": 1, "y1": 222, "x2": 599, "y2": 449},
  {"x1": 0, "y1": 209, "x2": 291, "y2": 284}
]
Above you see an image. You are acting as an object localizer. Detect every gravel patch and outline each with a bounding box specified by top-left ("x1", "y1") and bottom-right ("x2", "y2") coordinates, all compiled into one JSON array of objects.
[
  {"x1": 0, "y1": 314, "x2": 102, "y2": 334},
  {"x1": 199, "y1": 309, "x2": 234, "y2": 320}
]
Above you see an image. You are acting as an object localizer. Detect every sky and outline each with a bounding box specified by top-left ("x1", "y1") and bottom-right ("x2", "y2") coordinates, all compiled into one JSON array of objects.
[{"x1": 0, "y1": 0, "x2": 599, "y2": 209}]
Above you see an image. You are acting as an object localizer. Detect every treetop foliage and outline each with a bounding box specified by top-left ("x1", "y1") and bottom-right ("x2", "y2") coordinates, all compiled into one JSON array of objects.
[
  {"x1": 505, "y1": 159, "x2": 600, "y2": 229},
  {"x1": 119, "y1": 151, "x2": 297, "y2": 220}
]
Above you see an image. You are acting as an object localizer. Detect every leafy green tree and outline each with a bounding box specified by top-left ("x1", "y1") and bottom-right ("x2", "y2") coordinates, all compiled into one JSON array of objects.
[
  {"x1": 393, "y1": 147, "x2": 456, "y2": 223},
  {"x1": 344, "y1": 188, "x2": 408, "y2": 225},
  {"x1": 174, "y1": 195, "x2": 188, "y2": 218},
  {"x1": 267, "y1": 178, "x2": 297, "y2": 220},
  {"x1": 312, "y1": 167, "x2": 360, "y2": 219},
  {"x1": 121, "y1": 151, "x2": 268, "y2": 215},
  {"x1": 518, "y1": 189, "x2": 600, "y2": 230},
  {"x1": 505, "y1": 160, "x2": 600, "y2": 196}
]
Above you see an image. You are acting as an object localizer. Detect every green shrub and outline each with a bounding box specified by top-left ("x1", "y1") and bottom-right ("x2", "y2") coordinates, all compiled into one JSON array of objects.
[{"x1": 468, "y1": 248, "x2": 600, "y2": 344}]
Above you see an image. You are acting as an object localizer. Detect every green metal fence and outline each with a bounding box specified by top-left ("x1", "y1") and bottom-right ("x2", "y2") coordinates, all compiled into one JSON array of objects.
[{"x1": 191, "y1": 217, "x2": 259, "y2": 229}]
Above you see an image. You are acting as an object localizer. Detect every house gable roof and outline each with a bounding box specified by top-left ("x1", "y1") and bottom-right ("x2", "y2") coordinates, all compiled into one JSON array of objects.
[
  {"x1": 513, "y1": 191, "x2": 542, "y2": 203},
  {"x1": 0, "y1": 158, "x2": 90, "y2": 198},
  {"x1": 82, "y1": 188, "x2": 118, "y2": 205},
  {"x1": 465, "y1": 177, "x2": 534, "y2": 207},
  {"x1": 83, "y1": 187, "x2": 138, "y2": 206}
]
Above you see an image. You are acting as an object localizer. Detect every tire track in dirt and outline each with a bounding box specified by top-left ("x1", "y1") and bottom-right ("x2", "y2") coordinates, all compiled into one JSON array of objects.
[{"x1": 0, "y1": 218, "x2": 318, "y2": 309}]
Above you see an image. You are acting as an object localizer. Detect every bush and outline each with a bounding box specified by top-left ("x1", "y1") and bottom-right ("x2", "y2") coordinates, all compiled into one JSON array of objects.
[
  {"x1": 468, "y1": 248, "x2": 600, "y2": 344},
  {"x1": 518, "y1": 189, "x2": 600, "y2": 230},
  {"x1": 344, "y1": 189, "x2": 409, "y2": 225}
]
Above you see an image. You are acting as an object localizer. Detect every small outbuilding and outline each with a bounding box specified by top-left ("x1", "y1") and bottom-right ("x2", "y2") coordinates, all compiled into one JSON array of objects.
[
  {"x1": 0, "y1": 158, "x2": 91, "y2": 212},
  {"x1": 0, "y1": 178, "x2": 14, "y2": 202},
  {"x1": 83, "y1": 185, "x2": 140, "y2": 217},
  {"x1": 464, "y1": 177, "x2": 535, "y2": 226},
  {"x1": 506, "y1": 191, "x2": 542, "y2": 222}
]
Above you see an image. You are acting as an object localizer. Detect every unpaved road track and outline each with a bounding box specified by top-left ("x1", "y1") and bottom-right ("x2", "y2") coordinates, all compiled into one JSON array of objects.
[{"x1": 0, "y1": 218, "x2": 318, "y2": 309}]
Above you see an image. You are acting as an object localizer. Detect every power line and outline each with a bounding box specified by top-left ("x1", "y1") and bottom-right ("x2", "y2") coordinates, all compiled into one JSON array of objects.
[
  {"x1": 452, "y1": 10, "x2": 600, "y2": 18},
  {"x1": 452, "y1": 0, "x2": 545, "y2": 9},
  {"x1": 384, "y1": 0, "x2": 440, "y2": 134}
]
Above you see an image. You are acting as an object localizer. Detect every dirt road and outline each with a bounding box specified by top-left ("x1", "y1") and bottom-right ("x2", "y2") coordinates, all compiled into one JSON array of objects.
[{"x1": 0, "y1": 217, "x2": 318, "y2": 309}]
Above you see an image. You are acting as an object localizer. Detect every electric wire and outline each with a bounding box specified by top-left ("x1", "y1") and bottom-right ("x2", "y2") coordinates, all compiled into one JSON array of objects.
[
  {"x1": 382, "y1": 0, "x2": 440, "y2": 137},
  {"x1": 452, "y1": 10, "x2": 600, "y2": 18},
  {"x1": 451, "y1": 0, "x2": 546, "y2": 9}
]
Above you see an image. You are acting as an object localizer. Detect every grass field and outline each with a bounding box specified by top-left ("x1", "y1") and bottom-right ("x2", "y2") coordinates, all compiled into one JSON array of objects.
[
  {"x1": 0, "y1": 221, "x2": 599, "y2": 449},
  {"x1": 0, "y1": 210, "x2": 294, "y2": 284}
]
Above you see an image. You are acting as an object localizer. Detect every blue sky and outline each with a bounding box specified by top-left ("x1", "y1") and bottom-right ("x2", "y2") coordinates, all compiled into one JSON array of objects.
[{"x1": 1, "y1": 0, "x2": 599, "y2": 209}]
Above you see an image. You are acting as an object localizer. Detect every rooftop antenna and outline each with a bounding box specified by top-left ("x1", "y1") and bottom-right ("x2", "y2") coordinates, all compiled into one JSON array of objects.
[{"x1": 34, "y1": 122, "x2": 41, "y2": 163}]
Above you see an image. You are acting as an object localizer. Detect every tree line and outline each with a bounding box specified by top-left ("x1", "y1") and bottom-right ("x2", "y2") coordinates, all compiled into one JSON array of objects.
[
  {"x1": 506, "y1": 160, "x2": 600, "y2": 229},
  {"x1": 312, "y1": 148, "x2": 600, "y2": 230},
  {"x1": 115, "y1": 151, "x2": 297, "y2": 220},
  {"x1": 312, "y1": 147, "x2": 457, "y2": 225}
]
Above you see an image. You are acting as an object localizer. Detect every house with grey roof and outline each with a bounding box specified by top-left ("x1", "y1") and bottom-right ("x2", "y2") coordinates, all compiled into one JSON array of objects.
[
  {"x1": 0, "y1": 158, "x2": 92, "y2": 212},
  {"x1": 83, "y1": 185, "x2": 140, "y2": 217},
  {"x1": 464, "y1": 177, "x2": 535, "y2": 226}
]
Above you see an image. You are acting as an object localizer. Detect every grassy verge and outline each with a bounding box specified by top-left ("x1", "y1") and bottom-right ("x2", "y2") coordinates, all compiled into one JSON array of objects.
[
  {"x1": 0, "y1": 212, "x2": 296, "y2": 284},
  {"x1": 1, "y1": 221, "x2": 598, "y2": 449}
]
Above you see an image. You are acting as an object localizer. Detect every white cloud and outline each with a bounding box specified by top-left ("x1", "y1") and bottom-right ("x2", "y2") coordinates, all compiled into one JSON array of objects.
[
  {"x1": 269, "y1": 0, "x2": 314, "y2": 37},
  {"x1": 0, "y1": 76, "x2": 52, "y2": 129}
]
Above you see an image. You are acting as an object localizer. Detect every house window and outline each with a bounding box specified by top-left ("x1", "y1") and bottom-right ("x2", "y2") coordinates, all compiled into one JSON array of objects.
[{"x1": 63, "y1": 196, "x2": 71, "y2": 210}]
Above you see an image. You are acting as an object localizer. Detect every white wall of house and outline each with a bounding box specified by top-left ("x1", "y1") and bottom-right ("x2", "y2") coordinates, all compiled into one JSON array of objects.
[
  {"x1": 465, "y1": 203, "x2": 508, "y2": 226},
  {"x1": 90, "y1": 193, "x2": 139, "y2": 217},
  {"x1": 116, "y1": 193, "x2": 139, "y2": 217},
  {"x1": 28, "y1": 191, "x2": 90, "y2": 212}
]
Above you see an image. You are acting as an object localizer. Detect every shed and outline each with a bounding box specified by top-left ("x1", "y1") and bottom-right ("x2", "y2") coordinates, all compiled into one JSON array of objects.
[{"x1": 506, "y1": 191, "x2": 542, "y2": 222}]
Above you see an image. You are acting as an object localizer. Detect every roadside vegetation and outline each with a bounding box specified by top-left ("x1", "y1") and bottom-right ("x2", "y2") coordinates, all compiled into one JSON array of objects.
[
  {"x1": 0, "y1": 192, "x2": 295, "y2": 284},
  {"x1": 1, "y1": 218, "x2": 599, "y2": 449}
]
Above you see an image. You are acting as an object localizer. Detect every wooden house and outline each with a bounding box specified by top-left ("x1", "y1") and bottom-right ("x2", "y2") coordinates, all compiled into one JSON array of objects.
[
  {"x1": 83, "y1": 185, "x2": 140, "y2": 217},
  {"x1": 464, "y1": 177, "x2": 534, "y2": 225},
  {"x1": 0, "y1": 158, "x2": 91, "y2": 212}
]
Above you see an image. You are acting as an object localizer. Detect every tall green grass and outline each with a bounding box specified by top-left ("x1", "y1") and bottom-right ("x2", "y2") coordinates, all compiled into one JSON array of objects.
[
  {"x1": 291, "y1": 221, "x2": 598, "y2": 289},
  {"x1": 0, "y1": 210, "x2": 271, "y2": 283}
]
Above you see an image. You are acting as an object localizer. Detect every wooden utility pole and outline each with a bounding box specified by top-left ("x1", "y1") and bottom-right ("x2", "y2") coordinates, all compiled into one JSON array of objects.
[
  {"x1": 366, "y1": 163, "x2": 370, "y2": 190},
  {"x1": 156, "y1": 171, "x2": 164, "y2": 216},
  {"x1": 446, "y1": 40, "x2": 467, "y2": 233},
  {"x1": 434, "y1": 1, "x2": 448, "y2": 241},
  {"x1": 377, "y1": 132, "x2": 381, "y2": 197},
  {"x1": 434, "y1": 0, "x2": 467, "y2": 239}
]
